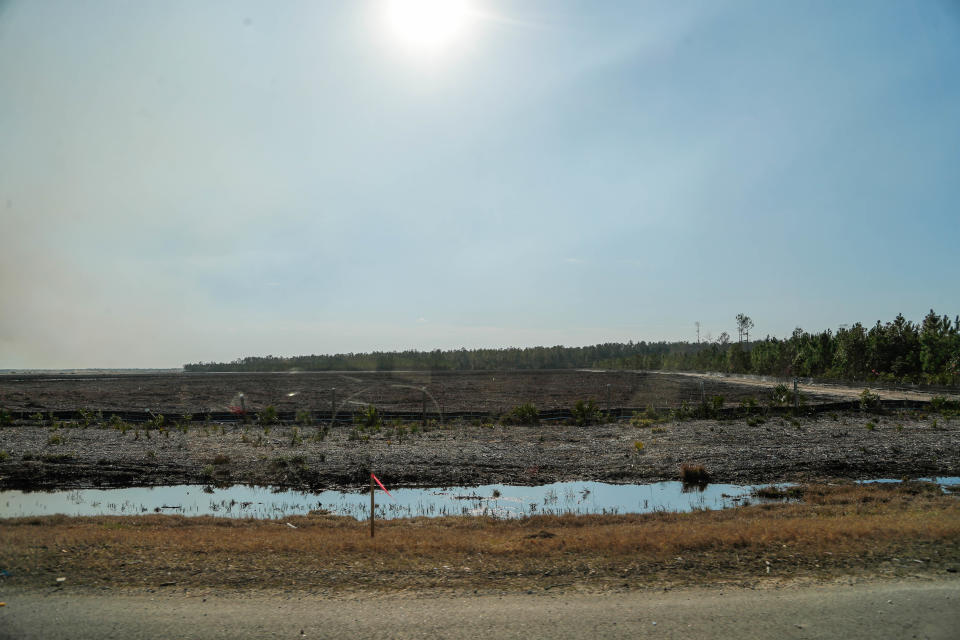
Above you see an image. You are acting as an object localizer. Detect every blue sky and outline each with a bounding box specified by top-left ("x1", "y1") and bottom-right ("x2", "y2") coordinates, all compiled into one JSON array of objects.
[{"x1": 1, "y1": 0, "x2": 958, "y2": 368}]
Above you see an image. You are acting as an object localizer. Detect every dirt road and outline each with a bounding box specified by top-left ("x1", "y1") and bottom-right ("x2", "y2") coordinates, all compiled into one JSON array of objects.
[{"x1": 2, "y1": 579, "x2": 957, "y2": 639}]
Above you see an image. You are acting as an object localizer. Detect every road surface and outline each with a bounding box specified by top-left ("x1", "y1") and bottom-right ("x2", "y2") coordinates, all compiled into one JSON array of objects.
[{"x1": 1, "y1": 579, "x2": 958, "y2": 639}]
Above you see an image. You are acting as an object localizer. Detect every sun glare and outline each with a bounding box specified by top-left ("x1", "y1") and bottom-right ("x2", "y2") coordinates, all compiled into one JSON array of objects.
[{"x1": 383, "y1": 0, "x2": 475, "y2": 53}]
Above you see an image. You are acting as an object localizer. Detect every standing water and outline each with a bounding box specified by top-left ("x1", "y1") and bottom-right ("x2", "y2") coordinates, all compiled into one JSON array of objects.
[{"x1": 2, "y1": 478, "x2": 955, "y2": 520}]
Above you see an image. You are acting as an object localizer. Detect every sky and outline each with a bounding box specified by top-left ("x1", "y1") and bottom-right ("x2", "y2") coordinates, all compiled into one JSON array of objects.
[{"x1": 1, "y1": 0, "x2": 958, "y2": 368}]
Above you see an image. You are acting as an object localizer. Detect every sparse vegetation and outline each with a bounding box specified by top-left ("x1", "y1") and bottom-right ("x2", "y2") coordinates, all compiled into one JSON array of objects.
[
  {"x1": 505, "y1": 403, "x2": 539, "y2": 426},
  {"x1": 259, "y1": 406, "x2": 279, "y2": 426},
  {"x1": 357, "y1": 405, "x2": 381, "y2": 429},
  {"x1": 859, "y1": 389, "x2": 881, "y2": 411}
]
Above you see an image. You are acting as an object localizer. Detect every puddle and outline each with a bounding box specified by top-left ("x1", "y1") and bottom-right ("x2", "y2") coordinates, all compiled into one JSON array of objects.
[
  {"x1": 857, "y1": 477, "x2": 960, "y2": 489},
  {"x1": 0, "y1": 481, "x2": 780, "y2": 520},
  {"x1": 2, "y1": 477, "x2": 955, "y2": 520}
]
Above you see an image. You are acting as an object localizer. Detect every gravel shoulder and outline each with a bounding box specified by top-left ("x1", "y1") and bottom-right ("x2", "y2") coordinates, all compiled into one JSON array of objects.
[{"x1": 2, "y1": 578, "x2": 958, "y2": 640}]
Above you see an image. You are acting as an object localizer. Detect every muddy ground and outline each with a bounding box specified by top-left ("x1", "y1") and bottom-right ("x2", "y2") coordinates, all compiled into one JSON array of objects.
[{"x1": 1, "y1": 407, "x2": 957, "y2": 492}]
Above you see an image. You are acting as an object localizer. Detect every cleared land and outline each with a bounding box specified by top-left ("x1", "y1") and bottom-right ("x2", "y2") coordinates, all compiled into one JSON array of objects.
[
  {"x1": 1, "y1": 371, "x2": 958, "y2": 490},
  {"x1": 0, "y1": 406, "x2": 958, "y2": 490},
  {"x1": 0, "y1": 369, "x2": 850, "y2": 415}
]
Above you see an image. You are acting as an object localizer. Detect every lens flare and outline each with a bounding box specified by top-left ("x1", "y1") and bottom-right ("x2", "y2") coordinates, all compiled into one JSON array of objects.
[{"x1": 383, "y1": 0, "x2": 474, "y2": 53}]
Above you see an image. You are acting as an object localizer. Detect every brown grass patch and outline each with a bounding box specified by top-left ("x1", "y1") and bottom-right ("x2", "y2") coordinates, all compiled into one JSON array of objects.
[{"x1": 679, "y1": 463, "x2": 711, "y2": 485}]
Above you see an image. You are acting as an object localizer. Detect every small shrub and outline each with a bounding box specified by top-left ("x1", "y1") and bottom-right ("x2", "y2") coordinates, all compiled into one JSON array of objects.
[
  {"x1": 259, "y1": 406, "x2": 279, "y2": 426},
  {"x1": 47, "y1": 434, "x2": 64, "y2": 446},
  {"x1": 202, "y1": 464, "x2": 215, "y2": 478},
  {"x1": 641, "y1": 405, "x2": 661, "y2": 420},
  {"x1": 930, "y1": 396, "x2": 960, "y2": 415},
  {"x1": 679, "y1": 463, "x2": 711, "y2": 485},
  {"x1": 0, "y1": 450, "x2": 9, "y2": 461},
  {"x1": 571, "y1": 399, "x2": 600, "y2": 426},
  {"x1": 710, "y1": 395, "x2": 725, "y2": 413},
  {"x1": 770, "y1": 384, "x2": 791, "y2": 406},
  {"x1": 212, "y1": 454, "x2": 231, "y2": 465},
  {"x1": 651, "y1": 427, "x2": 667, "y2": 434},
  {"x1": 633, "y1": 440, "x2": 645, "y2": 453},
  {"x1": 0, "y1": 408, "x2": 12, "y2": 427},
  {"x1": 506, "y1": 403, "x2": 539, "y2": 425},
  {"x1": 865, "y1": 421, "x2": 876, "y2": 431},
  {"x1": 859, "y1": 389, "x2": 881, "y2": 411},
  {"x1": 146, "y1": 450, "x2": 156, "y2": 459},
  {"x1": 290, "y1": 427, "x2": 303, "y2": 446},
  {"x1": 295, "y1": 410, "x2": 313, "y2": 427},
  {"x1": 672, "y1": 401, "x2": 695, "y2": 420},
  {"x1": 746, "y1": 415, "x2": 766, "y2": 427},
  {"x1": 357, "y1": 405, "x2": 381, "y2": 429},
  {"x1": 30, "y1": 412, "x2": 44, "y2": 424}
]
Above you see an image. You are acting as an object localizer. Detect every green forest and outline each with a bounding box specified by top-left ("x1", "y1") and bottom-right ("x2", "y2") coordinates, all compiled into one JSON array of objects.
[{"x1": 184, "y1": 310, "x2": 960, "y2": 385}]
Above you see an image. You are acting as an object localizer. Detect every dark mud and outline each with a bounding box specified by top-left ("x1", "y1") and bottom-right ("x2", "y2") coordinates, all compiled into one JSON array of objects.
[{"x1": 1, "y1": 409, "x2": 957, "y2": 493}]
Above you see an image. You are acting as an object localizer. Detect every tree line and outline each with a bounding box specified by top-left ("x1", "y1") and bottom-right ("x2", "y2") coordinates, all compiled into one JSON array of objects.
[{"x1": 184, "y1": 309, "x2": 959, "y2": 385}]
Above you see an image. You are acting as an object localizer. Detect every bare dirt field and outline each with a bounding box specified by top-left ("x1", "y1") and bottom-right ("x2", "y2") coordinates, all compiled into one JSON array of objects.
[
  {"x1": 0, "y1": 371, "x2": 958, "y2": 491},
  {"x1": 0, "y1": 406, "x2": 957, "y2": 491},
  {"x1": 0, "y1": 370, "x2": 851, "y2": 416}
]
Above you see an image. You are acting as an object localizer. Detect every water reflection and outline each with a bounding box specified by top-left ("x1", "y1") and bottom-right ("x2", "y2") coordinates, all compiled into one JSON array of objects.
[{"x1": 1, "y1": 477, "x2": 955, "y2": 520}]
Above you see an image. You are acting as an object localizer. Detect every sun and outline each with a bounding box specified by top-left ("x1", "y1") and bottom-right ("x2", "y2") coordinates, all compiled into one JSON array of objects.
[{"x1": 382, "y1": 0, "x2": 476, "y2": 54}]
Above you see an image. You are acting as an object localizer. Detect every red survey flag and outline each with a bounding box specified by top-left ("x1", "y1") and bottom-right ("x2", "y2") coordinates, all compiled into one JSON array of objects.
[{"x1": 371, "y1": 472, "x2": 394, "y2": 499}]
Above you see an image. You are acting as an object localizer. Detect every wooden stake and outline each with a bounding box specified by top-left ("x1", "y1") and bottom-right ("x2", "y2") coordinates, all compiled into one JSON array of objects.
[{"x1": 370, "y1": 472, "x2": 375, "y2": 538}]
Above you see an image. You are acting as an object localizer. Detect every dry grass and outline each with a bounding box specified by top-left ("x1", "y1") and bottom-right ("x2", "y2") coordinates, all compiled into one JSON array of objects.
[
  {"x1": 1, "y1": 483, "x2": 958, "y2": 593},
  {"x1": 679, "y1": 463, "x2": 711, "y2": 485}
]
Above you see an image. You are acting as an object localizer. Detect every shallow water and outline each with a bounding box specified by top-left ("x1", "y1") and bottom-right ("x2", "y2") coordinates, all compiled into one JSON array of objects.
[
  {"x1": 1, "y1": 477, "x2": 956, "y2": 520},
  {"x1": 0, "y1": 481, "x2": 775, "y2": 520}
]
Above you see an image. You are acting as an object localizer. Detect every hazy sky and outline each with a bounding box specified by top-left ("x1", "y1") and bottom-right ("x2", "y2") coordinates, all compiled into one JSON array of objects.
[{"x1": 1, "y1": 0, "x2": 958, "y2": 368}]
